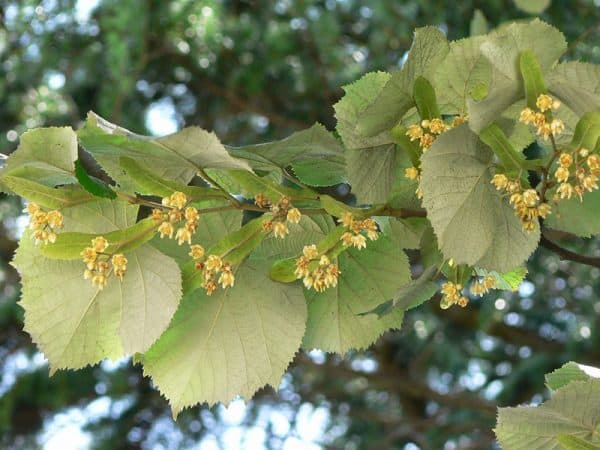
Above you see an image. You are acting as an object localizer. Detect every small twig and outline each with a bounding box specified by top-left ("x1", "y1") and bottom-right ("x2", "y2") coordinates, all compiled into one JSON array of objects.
[{"x1": 540, "y1": 235, "x2": 600, "y2": 269}]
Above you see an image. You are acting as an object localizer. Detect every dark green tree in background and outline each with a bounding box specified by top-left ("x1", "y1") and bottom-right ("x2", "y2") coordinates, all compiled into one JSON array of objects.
[{"x1": 0, "y1": 1, "x2": 599, "y2": 449}]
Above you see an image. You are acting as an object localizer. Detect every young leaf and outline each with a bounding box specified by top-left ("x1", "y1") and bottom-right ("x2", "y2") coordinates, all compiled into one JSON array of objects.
[
  {"x1": 1, "y1": 176, "x2": 94, "y2": 209},
  {"x1": 469, "y1": 10, "x2": 487, "y2": 37},
  {"x1": 357, "y1": 26, "x2": 449, "y2": 136},
  {"x1": 120, "y1": 157, "x2": 222, "y2": 200},
  {"x1": 138, "y1": 258, "x2": 306, "y2": 416},
  {"x1": 495, "y1": 380, "x2": 600, "y2": 450},
  {"x1": 1, "y1": 127, "x2": 77, "y2": 187},
  {"x1": 413, "y1": 76, "x2": 440, "y2": 120},
  {"x1": 546, "y1": 362, "x2": 600, "y2": 391},
  {"x1": 74, "y1": 160, "x2": 116, "y2": 199},
  {"x1": 547, "y1": 62, "x2": 600, "y2": 117},
  {"x1": 228, "y1": 123, "x2": 345, "y2": 186},
  {"x1": 40, "y1": 218, "x2": 157, "y2": 260},
  {"x1": 420, "y1": 124, "x2": 539, "y2": 272},
  {"x1": 12, "y1": 237, "x2": 181, "y2": 371}
]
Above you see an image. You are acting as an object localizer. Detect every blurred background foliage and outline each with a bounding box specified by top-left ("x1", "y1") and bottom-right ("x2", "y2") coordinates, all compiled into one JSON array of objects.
[{"x1": 0, "y1": 1, "x2": 599, "y2": 449}]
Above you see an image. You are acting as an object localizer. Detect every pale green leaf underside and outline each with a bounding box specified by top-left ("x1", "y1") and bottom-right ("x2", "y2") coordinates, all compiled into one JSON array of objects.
[
  {"x1": 546, "y1": 188, "x2": 600, "y2": 238},
  {"x1": 302, "y1": 233, "x2": 410, "y2": 353},
  {"x1": 546, "y1": 362, "x2": 600, "y2": 391},
  {"x1": 139, "y1": 259, "x2": 306, "y2": 416},
  {"x1": 13, "y1": 238, "x2": 181, "y2": 371},
  {"x1": 547, "y1": 62, "x2": 600, "y2": 120},
  {"x1": 496, "y1": 380, "x2": 600, "y2": 450},
  {"x1": 420, "y1": 124, "x2": 539, "y2": 272}
]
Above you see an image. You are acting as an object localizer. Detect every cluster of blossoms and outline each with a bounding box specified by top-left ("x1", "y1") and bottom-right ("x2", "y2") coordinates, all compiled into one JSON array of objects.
[
  {"x1": 404, "y1": 116, "x2": 467, "y2": 198},
  {"x1": 440, "y1": 281, "x2": 468, "y2": 309},
  {"x1": 552, "y1": 150, "x2": 599, "y2": 201},
  {"x1": 491, "y1": 175, "x2": 551, "y2": 232},
  {"x1": 469, "y1": 275, "x2": 496, "y2": 297},
  {"x1": 24, "y1": 203, "x2": 64, "y2": 245},
  {"x1": 152, "y1": 191, "x2": 200, "y2": 245},
  {"x1": 190, "y1": 245, "x2": 235, "y2": 295},
  {"x1": 338, "y1": 212, "x2": 379, "y2": 249},
  {"x1": 519, "y1": 94, "x2": 564, "y2": 139},
  {"x1": 255, "y1": 194, "x2": 302, "y2": 239},
  {"x1": 294, "y1": 244, "x2": 341, "y2": 292},
  {"x1": 80, "y1": 236, "x2": 127, "y2": 290}
]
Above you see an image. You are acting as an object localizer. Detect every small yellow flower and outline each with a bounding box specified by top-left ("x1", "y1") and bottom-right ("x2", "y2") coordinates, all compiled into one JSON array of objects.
[
  {"x1": 80, "y1": 247, "x2": 97, "y2": 264},
  {"x1": 203, "y1": 280, "x2": 218, "y2": 296},
  {"x1": 491, "y1": 174, "x2": 508, "y2": 190},
  {"x1": 483, "y1": 275, "x2": 496, "y2": 290},
  {"x1": 559, "y1": 153, "x2": 573, "y2": 168},
  {"x1": 319, "y1": 255, "x2": 330, "y2": 266},
  {"x1": 185, "y1": 206, "x2": 200, "y2": 222},
  {"x1": 189, "y1": 244, "x2": 205, "y2": 260},
  {"x1": 536, "y1": 94, "x2": 555, "y2": 112},
  {"x1": 302, "y1": 244, "x2": 319, "y2": 260},
  {"x1": 419, "y1": 133, "x2": 435, "y2": 150},
  {"x1": 254, "y1": 193, "x2": 270, "y2": 208},
  {"x1": 46, "y1": 210, "x2": 64, "y2": 229},
  {"x1": 218, "y1": 264, "x2": 235, "y2": 289},
  {"x1": 151, "y1": 209, "x2": 165, "y2": 222},
  {"x1": 550, "y1": 119, "x2": 565, "y2": 136},
  {"x1": 537, "y1": 203, "x2": 551, "y2": 218},
  {"x1": 286, "y1": 208, "x2": 301, "y2": 224},
  {"x1": 554, "y1": 167, "x2": 569, "y2": 183},
  {"x1": 556, "y1": 183, "x2": 574, "y2": 200},
  {"x1": 406, "y1": 124, "x2": 423, "y2": 141},
  {"x1": 429, "y1": 118, "x2": 446, "y2": 134},
  {"x1": 169, "y1": 191, "x2": 188, "y2": 209},
  {"x1": 205, "y1": 254, "x2": 223, "y2": 271},
  {"x1": 92, "y1": 273, "x2": 108, "y2": 290},
  {"x1": 588, "y1": 154, "x2": 600, "y2": 171},
  {"x1": 582, "y1": 175, "x2": 598, "y2": 192},
  {"x1": 112, "y1": 254, "x2": 128, "y2": 281},
  {"x1": 338, "y1": 212, "x2": 354, "y2": 228},
  {"x1": 158, "y1": 221, "x2": 174, "y2": 239},
  {"x1": 350, "y1": 234, "x2": 367, "y2": 249},
  {"x1": 175, "y1": 227, "x2": 192, "y2": 245},
  {"x1": 294, "y1": 256, "x2": 311, "y2": 279},
  {"x1": 522, "y1": 189, "x2": 539, "y2": 208},
  {"x1": 519, "y1": 108, "x2": 536, "y2": 124},
  {"x1": 91, "y1": 236, "x2": 109, "y2": 253},
  {"x1": 324, "y1": 264, "x2": 341, "y2": 288},
  {"x1": 579, "y1": 148, "x2": 590, "y2": 158},
  {"x1": 24, "y1": 202, "x2": 40, "y2": 215},
  {"x1": 405, "y1": 166, "x2": 420, "y2": 180},
  {"x1": 273, "y1": 221, "x2": 289, "y2": 239}
]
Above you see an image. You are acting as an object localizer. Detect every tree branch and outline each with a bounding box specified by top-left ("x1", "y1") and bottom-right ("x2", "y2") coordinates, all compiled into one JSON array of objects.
[{"x1": 540, "y1": 235, "x2": 600, "y2": 268}]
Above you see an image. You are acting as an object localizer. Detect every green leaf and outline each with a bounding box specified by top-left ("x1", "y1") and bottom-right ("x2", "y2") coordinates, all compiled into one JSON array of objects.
[
  {"x1": 334, "y1": 71, "x2": 399, "y2": 204},
  {"x1": 74, "y1": 160, "x2": 116, "y2": 199},
  {"x1": 60, "y1": 199, "x2": 139, "y2": 233},
  {"x1": 546, "y1": 188, "x2": 600, "y2": 238},
  {"x1": 520, "y1": 50, "x2": 548, "y2": 109},
  {"x1": 469, "y1": 10, "x2": 488, "y2": 37},
  {"x1": 120, "y1": 157, "x2": 222, "y2": 200},
  {"x1": 547, "y1": 62, "x2": 600, "y2": 117},
  {"x1": 420, "y1": 124, "x2": 540, "y2": 272},
  {"x1": 357, "y1": 27, "x2": 449, "y2": 136},
  {"x1": 474, "y1": 266, "x2": 527, "y2": 291},
  {"x1": 514, "y1": 0, "x2": 551, "y2": 14},
  {"x1": 362, "y1": 266, "x2": 439, "y2": 317},
  {"x1": 302, "y1": 233, "x2": 410, "y2": 353},
  {"x1": 1, "y1": 127, "x2": 77, "y2": 186},
  {"x1": 435, "y1": 36, "x2": 492, "y2": 115},
  {"x1": 78, "y1": 112, "x2": 250, "y2": 189},
  {"x1": 1, "y1": 176, "x2": 94, "y2": 209},
  {"x1": 479, "y1": 123, "x2": 526, "y2": 176},
  {"x1": 387, "y1": 217, "x2": 429, "y2": 250},
  {"x1": 226, "y1": 170, "x2": 317, "y2": 203},
  {"x1": 228, "y1": 123, "x2": 345, "y2": 186},
  {"x1": 546, "y1": 362, "x2": 600, "y2": 391},
  {"x1": 495, "y1": 379, "x2": 600, "y2": 450},
  {"x1": 413, "y1": 76, "x2": 440, "y2": 120},
  {"x1": 139, "y1": 258, "x2": 306, "y2": 416},
  {"x1": 12, "y1": 237, "x2": 181, "y2": 371},
  {"x1": 468, "y1": 20, "x2": 566, "y2": 132},
  {"x1": 557, "y1": 434, "x2": 600, "y2": 450},
  {"x1": 40, "y1": 218, "x2": 157, "y2": 260},
  {"x1": 570, "y1": 112, "x2": 600, "y2": 151}
]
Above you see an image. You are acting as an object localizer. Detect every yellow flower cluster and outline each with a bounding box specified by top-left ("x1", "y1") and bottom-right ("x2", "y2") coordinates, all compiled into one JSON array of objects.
[
  {"x1": 80, "y1": 236, "x2": 127, "y2": 289},
  {"x1": 256, "y1": 195, "x2": 302, "y2": 239},
  {"x1": 519, "y1": 94, "x2": 564, "y2": 139},
  {"x1": 24, "y1": 203, "x2": 64, "y2": 245},
  {"x1": 491, "y1": 174, "x2": 551, "y2": 232},
  {"x1": 553, "y1": 150, "x2": 599, "y2": 201},
  {"x1": 190, "y1": 246, "x2": 235, "y2": 295},
  {"x1": 294, "y1": 245, "x2": 341, "y2": 292},
  {"x1": 338, "y1": 212, "x2": 379, "y2": 249},
  {"x1": 404, "y1": 116, "x2": 467, "y2": 199},
  {"x1": 152, "y1": 192, "x2": 200, "y2": 245},
  {"x1": 469, "y1": 275, "x2": 496, "y2": 297},
  {"x1": 440, "y1": 281, "x2": 468, "y2": 309}
]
